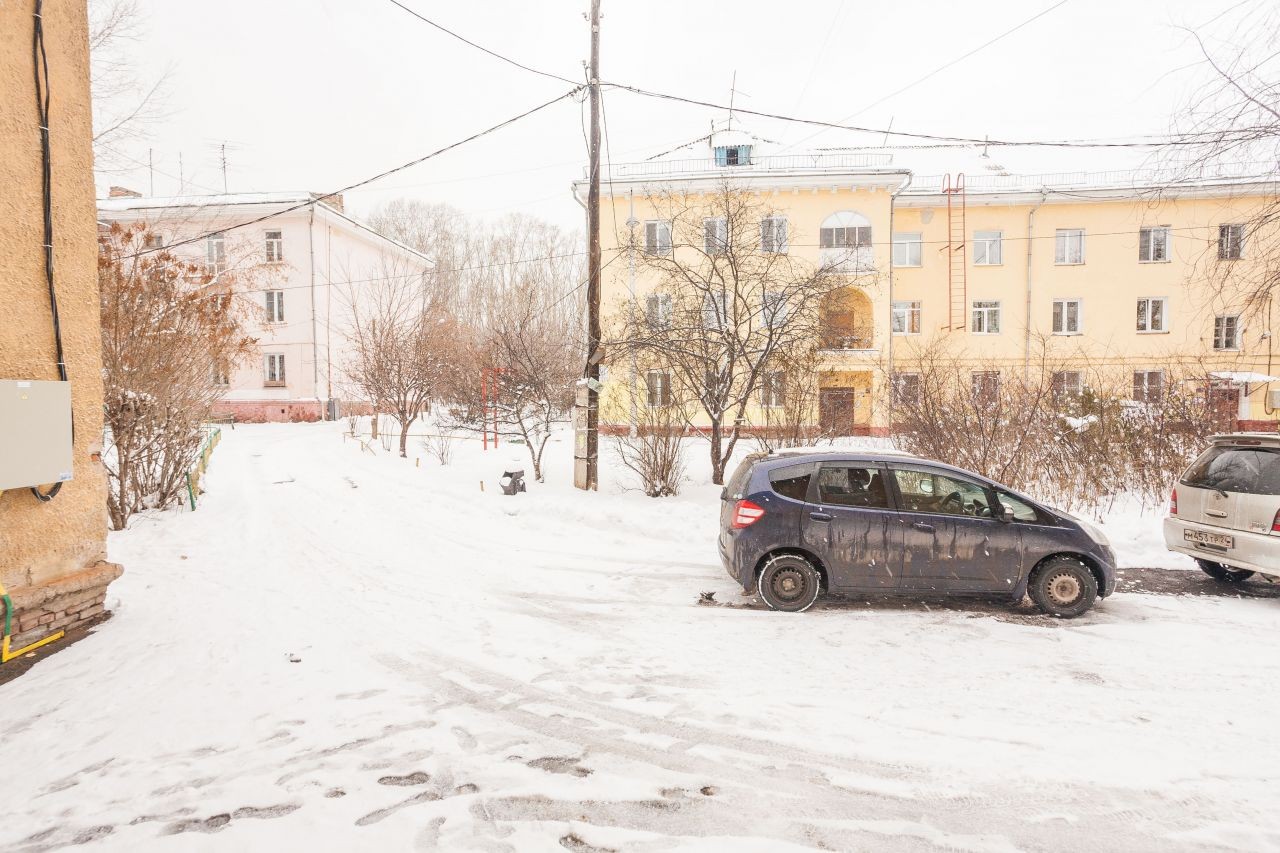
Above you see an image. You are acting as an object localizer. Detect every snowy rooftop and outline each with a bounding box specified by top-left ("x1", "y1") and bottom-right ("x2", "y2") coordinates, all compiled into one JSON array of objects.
[{"x1": 96, "y1": 191, "x2": 321, "y2": 212}]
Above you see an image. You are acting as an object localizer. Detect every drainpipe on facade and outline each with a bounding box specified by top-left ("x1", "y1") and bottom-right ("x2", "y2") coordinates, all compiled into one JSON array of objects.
[
  {"x1": 309, "y1": 206, "x2": 322, "y2": 419},
  {"x1": 1024, "y1": 190, "x2": 1047, "y2": 379},
  {"x1": 886, "y1": 172, "x2": 913, "y2": 440},
  {"x1": 626, "y1": 189, "x2": 639, "y2": 438}
]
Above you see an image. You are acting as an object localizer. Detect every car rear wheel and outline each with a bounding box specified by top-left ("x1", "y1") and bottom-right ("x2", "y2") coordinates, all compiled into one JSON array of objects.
[
  {"x1": 1028, "y1": 557, "x2": 1098, "y2": 618},
  {"x1": 757, "y1": 554, "x2": 821, "y2": 613},
  {"x1": 1195, "y1": 559, "x2": 1255, "y2": 583}
]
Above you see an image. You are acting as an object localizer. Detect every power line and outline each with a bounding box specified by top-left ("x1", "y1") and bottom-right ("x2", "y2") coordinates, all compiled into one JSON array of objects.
[
  {"x1": 125, "y1": 87, "x2": 582, "y2": 260},
  {"x1": 384, "y1": 0, "x2": 578, "y2": 85},
  {"x1": 782, "y1": 0, "x2": 1070, "y2": 152},
  {"x1": 603, "y1": 81, "x2": 1255, "y2": 149}
]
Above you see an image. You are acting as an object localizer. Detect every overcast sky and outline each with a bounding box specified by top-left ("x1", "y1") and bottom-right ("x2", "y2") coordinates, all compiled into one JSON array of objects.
[{"x1": 98, "y1": 0, "x2": 1255, "y2": 230}]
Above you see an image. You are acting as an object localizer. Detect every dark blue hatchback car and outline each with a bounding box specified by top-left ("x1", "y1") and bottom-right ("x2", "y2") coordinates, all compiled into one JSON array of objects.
[{"x1": 719, "y1": 449, "x2": 1117, "y2": 617}]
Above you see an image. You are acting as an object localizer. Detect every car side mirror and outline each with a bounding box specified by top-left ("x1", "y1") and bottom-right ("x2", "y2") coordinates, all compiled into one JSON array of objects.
[{"x1": 999, "y1": 503, "x2": 1015, "y2": 522}]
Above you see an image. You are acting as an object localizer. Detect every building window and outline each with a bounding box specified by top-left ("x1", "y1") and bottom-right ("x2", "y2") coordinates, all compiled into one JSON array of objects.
[
  {"x1": 971, "y1": 371, "x2": 1000, "y2": 403},
  {"x1": 892, "y1": 300, "x2": 921, "y2": 335},
  {"x1": 265, "y1": 230, "x2": 284, "y2": 262},
  {"x1": 264, "y1": 353, "x2": 286, "y2": 387},
  {"x1": 820, "y1": 225, "x2": 872, "y2": 250},
  {"x1": 1139, "y1": 226, "x2": 1169, "y2": 263},
  {"x1": 1133, "y1": 370, "x2": 1164, "y2": 403},
  {"x1": 819, "y1": 212, "x2": 874, "y2": 272},
  {"x1": 1214, "y1": 314, "x2": 1241, "y2": 350},
  {"x1": 1051, "y1": 370, "x2": 1082, "y2": 401},
  {"x1": 144, "y1": 232, "x2": 164, "y2": 250},
  {"x1": 761, "y1": 371, "x2": 786, "y2": 407},
  {"x1": 644, "y1": 220, "x2": 672, "y2": 255},
  {"x1": 1219, "y1": 224, "x2": 1245, "y2": 260},
  {"x1": 760, "y1": 217, "x2": 788, "y2": 253},
  {"x1": 1055, "y1": 229, "x2": 1085, "y2": 265},
  {"x1": 265, "y1": 290, "x2": 285, "y2": 323},
  {"x1": 703, "y1": 217, "x2": 728, "y2": 255},
  {"x1": 971, "y1": 300, "x2": 1000, "y2": 334},
  {"x1": 1136, "y1": 297, "x2": 1167, "y2": 332},
  {"x1": 646, "y1": 370, "x2": 671, "y2": 407},
  {"x1": 703, "y1": 291, "x2": 727, "y2": 330},
  {"x1": 213, "y1": 363, "x2": 230, "y2": 386},
  {"x1": 892, "y1": 372, "x2": 921, "y2": 407},
  {"x1": 714, "y1": 145, "x2": 751, "y2": 166},
  {"x1": 973, "y1": 230, "x2": 1002, "y2": 265},
  {"x1": 892, "y1": 232, "x2": 922, "y2": 267},
  {"x1": 207, "y1": 233, "x2": 226, "y2": 276},
  {"x1": 645, "y1": 293, "x2": 671, "y2": 328},
  {"x1": 1052, "y1": 298, "x2": 1081, "y2": 335},
  {"x1": 763, "y1": 291, "x2": 786, "y2": 328}
]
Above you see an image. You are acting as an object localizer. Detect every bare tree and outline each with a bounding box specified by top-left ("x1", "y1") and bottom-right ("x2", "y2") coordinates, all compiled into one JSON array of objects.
[
  {"x1": 99, "y1": 222, "x2": 257, "y2": 528},
  {"x1": 343, "y1": 263, "x2": 451, "y2": 458},
  {"x1": 614, "y1": 382, "x2": 686, "y2": 497},
  {"x1": 613, "y1": 185, "x2": 845, "y2": 484},
  {"x1": 89, "y1": 0, "x2": 170, "y2": 170}
]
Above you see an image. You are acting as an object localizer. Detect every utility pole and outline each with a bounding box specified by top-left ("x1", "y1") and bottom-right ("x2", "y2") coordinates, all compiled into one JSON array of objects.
[
  {"x1": 148, "y1": 148, "x2": 154, "y2": 196},
  {"x1": 577, "y1": 0, "x2": 602, "y2": 491}
]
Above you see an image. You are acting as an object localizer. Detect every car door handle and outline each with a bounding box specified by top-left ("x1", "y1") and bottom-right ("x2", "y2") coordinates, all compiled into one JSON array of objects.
[
  {"x1": 911, "y1": 521, "x2": 935, "y2": 533},
  {"x1": 1205, "y1": 510, "x2": 1228, "y2": 518},
  {"x1": 809, "y1": 511, "x2": 833, "y2": 522}
]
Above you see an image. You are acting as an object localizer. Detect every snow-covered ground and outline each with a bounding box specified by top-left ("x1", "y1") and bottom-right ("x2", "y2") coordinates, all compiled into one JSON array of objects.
[{"x1": 3, "y1": 423, "x2": 1279, "y2": 851}]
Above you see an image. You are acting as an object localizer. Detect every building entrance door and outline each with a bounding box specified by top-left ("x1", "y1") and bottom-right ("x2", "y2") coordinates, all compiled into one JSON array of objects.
[{"x1": 819, "y1": 388, "x2": 857, "y2": 437}]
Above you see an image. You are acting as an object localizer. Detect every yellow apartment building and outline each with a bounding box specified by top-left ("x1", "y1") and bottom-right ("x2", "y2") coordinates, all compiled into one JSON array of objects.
[{"x1": 573, "y1": 130, "x2": 1280, "y2": 437}]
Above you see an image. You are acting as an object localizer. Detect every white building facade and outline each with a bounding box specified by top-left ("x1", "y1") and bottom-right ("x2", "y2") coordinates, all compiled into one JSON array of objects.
[{"x1": 98, "y1": 191, "x2": 433, "y2": 422}]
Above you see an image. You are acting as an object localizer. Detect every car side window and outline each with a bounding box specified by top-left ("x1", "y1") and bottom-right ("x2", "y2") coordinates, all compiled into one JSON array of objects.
[
  {"x1": 768, "y1": 463, "x2": 815, "y2": 502},
  {"x1": 816, "y1": 465, "x2": 889, "y2": 509},
  {"x1": 892, "y1": 467, "x2": 992, "y2": 518},
  {"x1": 995, "y1": 490, "x2": 1041, "y2": 523}
]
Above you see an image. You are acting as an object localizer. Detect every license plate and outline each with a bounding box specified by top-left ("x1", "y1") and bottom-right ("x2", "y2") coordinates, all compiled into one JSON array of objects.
[{"x1": 1185, "y1": 529, "x2": 1234, "y2": 549}]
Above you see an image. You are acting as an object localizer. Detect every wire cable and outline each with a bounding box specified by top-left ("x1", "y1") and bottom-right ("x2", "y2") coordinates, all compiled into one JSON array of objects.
[
  {"x1": 126, "y1": 87, "x2": 583, "y2": 260},
  {"x1": 31, "y1": 0, "x2": 64, "y2": 502},
  {"x1": 384, "y1": 0, "x2": 578, "y2": 85}
]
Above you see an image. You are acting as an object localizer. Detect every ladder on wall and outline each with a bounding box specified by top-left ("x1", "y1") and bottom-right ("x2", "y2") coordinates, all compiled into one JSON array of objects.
[{"x1": 943, "y1": 173, "x2": 967, "y2": 331}]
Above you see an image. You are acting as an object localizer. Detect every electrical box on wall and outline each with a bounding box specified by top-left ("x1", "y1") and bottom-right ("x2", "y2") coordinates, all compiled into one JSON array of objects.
[{"x1": 0, "y1": 380, "x2": 73, "y2": 492}]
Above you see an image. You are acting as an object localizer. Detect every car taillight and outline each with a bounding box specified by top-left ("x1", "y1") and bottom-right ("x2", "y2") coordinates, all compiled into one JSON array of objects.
[
  {"x1": 1272, "y1": 509, "x2": 1280, "y2": 533},
  {"x1": 1170, "y1": 488, "x2": 1177, "y2": 516},
  {"x1": 732, "y1": 499, "x2": 765, "y2": 529}
]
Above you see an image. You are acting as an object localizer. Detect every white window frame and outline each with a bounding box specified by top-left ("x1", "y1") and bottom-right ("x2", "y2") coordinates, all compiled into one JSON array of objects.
[
  {"x1": 1052, "y1": 298, "x2": 1082, "y2": 335},
  {"x1": 1136, "y1": 297, "x2": 1168, "y2": 333},
  {"x1": 973, "y1": 230, "x2": 1002, "y2": 266},
  {"x1": 645, "y1": 370, "x2": 671, "y2": 408},
  {"x1": 264, "y1": 353, "x2": 286, "y2": 387},
  {"x1": 1219, "y1": 223, "x2": 1245, "y2": 260},
  {"x1": 892, "y1": 372, "x2": 921, "y2": 407},
  {"x1": 762, "y1": 291, "x2": 787, "y2": 328},
  {"x1": 891, "y1": 300, "x2": 921, "y2": 335},
  {"x1": 703, "y1": 217, "x2": 728, "y2": 255},
  {"x1": 971, "y1": 300, "x2": 1001, "y2": 335},
  {"x1": 265, "y1": 290, "x2": 285, "y2": 324},
  {"x1": 891, "y1": 232, "x2": 922, "y2": 267},
  {"x1": 703, "y1": 291, "x2": 727, "y2": 330},
  {"x1": 1138, "y1": 226, "x2": 1170, "y2": 263},
  {"x1": 213, "y1": 362, "x2": 230, "y2": 386},
  {"x1": 1214, "y1": 314, "x2": 1241, "y2": 351},
  {"x1": 971, "y1": 370, "x2": 1001, "y2": 401},
  {"x1": 644, "y1": 220, "x2": 672, "y2": 256},
  {"x1": 1054, "y1": 229, "x2": 1085, "y2": 265},
  {"x1": 1133, "y1": 369, "x2": 1164, "y2": 403},
  {"x1": 265, "y1": 229, "x2": 284, "y2": 263},
  {"x1": 760, "y1": 217, "x2": 788, "y2": 253},
  {"x1": 645, "y1": 292, "x2": 672, "y2": 329},
  {"x1": 760, "y1": 371, "x2": 786, "y2": 408},
  {"x1": 819, "y1": 213, "x2": 874, "y2": 272},
  {"x1": 1051, "y1": 370, "x2": 1083, "y2": 400},
  {"x1": 207, "y1": 233, "x2": 227, "y2": 276}
]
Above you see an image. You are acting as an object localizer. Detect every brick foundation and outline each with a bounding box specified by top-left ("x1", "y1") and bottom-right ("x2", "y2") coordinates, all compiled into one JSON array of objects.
[
  {"x1": 599, "y1": 423, "x2": 890, "y2": 438},
  {"x1": 212, "y1": 400, "x2": 324, "y2": 423},
  {"x1": 1236, "y1": 420, "x2": 1279, "y2": 433},
  {"x1": 4, "y1": 560, "x2": 123, "y2": 651}
]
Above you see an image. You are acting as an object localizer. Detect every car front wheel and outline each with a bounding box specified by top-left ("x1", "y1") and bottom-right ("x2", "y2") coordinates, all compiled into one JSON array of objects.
[
  {"x1": 1028, "y1": 557, "x2": 1098, "y2": 618},
  {"x1": 757, "y1": 554, "x2": 821, "y2": 613},
  {"x1": 1196, "y1": 559, "x2": 1254, "y2": 583}
]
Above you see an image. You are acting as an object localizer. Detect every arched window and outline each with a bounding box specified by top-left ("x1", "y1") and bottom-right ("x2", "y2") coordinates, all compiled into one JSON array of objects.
[{"x1": 819, "y1": 211, "x2": 873, "y2": 272}]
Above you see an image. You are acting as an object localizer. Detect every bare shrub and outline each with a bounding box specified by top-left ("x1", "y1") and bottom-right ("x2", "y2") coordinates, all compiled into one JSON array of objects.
[
  {"x1": 422, "y1": 432, "x2": 455, "y2": 466},
  {"x1": 614, "y1": 387, "x2": 686, "y2": 497}
]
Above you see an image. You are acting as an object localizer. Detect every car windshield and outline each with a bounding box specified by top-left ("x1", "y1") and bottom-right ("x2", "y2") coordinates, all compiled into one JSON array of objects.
[{"x1": 1182, "y1": 445, "x2": 1280, "y2": 495}]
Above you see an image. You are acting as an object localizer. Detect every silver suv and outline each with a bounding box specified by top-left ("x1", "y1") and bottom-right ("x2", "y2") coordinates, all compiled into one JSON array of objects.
[{"x1": 1165, "y1": 433, "x2": 1280, "y2": 584}]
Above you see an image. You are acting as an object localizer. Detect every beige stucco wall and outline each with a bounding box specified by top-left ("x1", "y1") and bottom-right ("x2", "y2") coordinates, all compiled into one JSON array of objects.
[{"x1": 0, "y1": 0, "x2": 111, "y2": 591}]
